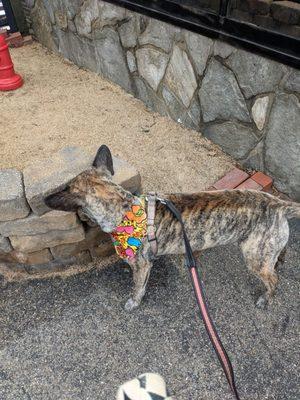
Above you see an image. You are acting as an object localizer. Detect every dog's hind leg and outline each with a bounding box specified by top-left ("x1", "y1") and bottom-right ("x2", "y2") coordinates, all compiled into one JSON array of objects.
[
  {"x1": 240, "y1": 219, "x2": 289, "y2": 308},
  {"x1": 277, "y1": 246, "x2": 287, "y2": 264},
  {"x1": 125, "y1": 258, "x2": 153, "y2": 311},
  {"x1": 255, "y1": 265, "x2": 279, "y2": 309}
]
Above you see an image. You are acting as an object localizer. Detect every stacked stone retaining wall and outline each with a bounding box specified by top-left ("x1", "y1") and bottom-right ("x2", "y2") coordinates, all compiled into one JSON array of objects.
[{"x1": 0, "y1": 146, "x2": 141, "y2": 275}]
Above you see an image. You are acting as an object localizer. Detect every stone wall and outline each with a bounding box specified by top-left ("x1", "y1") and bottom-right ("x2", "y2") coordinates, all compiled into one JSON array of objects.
[
  {"x1": 0, "y1": 146, "x2": 141, "y2": 275},
  {"x1": 25, "y1": 0, "x2": 300, "y2": 200}
]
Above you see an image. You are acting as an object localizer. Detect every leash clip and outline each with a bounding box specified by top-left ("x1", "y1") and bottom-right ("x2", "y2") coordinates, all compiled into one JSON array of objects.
[{"x1": 157, "y1": 197, "x2": 167, "y2": 205}]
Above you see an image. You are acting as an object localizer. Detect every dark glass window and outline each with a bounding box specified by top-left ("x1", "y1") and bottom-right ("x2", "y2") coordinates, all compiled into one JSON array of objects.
[
  {"x1": 104, "y1": 0, "x2": 300, "y2": 68},
  {"x1": 228, "y1": 0, "x2": 300, "y2": 39},
  {"x1": 167, "y1": 0, "x2": 221, "y2": 14},
  {"x1": 1, "y1": 0, "x2": 18, "y2": 32}
]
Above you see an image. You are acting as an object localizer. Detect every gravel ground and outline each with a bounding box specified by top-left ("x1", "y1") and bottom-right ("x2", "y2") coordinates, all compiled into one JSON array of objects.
[
  {"x1": 0, "y1": 43, "x2": 234, "y2": 193},
  {"x1": 0, "y1": 219, "x2": 299, "y2": 400}
]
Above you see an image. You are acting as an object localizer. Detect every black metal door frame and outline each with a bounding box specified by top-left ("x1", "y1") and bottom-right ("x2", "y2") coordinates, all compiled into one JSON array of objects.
[
  {"x1": 104, "y1": 0, "x2": 300, "y2": 69},
  {"x1": 1, "y1": 0, "x2": 18, "y2": 33}
]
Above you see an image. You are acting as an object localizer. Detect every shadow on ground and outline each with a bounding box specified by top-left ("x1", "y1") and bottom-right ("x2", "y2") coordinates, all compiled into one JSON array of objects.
[{"x1": 0, "y1": 220, "x2": 299, "y2": 400}]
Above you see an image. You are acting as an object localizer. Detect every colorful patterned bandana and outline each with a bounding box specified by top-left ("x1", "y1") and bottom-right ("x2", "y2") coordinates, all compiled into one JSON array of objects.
[{"x1": 110, "y1": 197, "x2": 147, "y2": 260}]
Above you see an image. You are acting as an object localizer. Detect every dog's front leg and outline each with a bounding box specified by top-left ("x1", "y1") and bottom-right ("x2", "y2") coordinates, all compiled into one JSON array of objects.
[{"x1": 125, "y1": 258, "x2": 153, "y2": 311}]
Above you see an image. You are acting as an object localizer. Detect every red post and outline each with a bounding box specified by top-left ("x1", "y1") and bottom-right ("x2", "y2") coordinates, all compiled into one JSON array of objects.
[{"x1": 0, "y1": 34, "x2": 23, "y2": 91}]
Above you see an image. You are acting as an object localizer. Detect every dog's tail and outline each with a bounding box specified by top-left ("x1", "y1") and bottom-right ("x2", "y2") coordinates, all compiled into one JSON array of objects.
[{"x1": 279, "y1": 199, "x2": 300, "y2": 219}]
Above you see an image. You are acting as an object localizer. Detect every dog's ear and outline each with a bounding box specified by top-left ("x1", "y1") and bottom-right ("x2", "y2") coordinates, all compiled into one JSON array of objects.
[
  {"x1": 44, "y1": 188, "x2": 84, "y2": 212},
  {"x1": 93, "y1": 145, "x2": 114, "y2": 176}
]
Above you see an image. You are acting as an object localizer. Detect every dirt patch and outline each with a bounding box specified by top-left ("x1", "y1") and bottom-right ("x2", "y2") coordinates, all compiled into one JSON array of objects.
[
  {"x1": 0, "y1": 43, "x2": 234, "y2": 193},
  {"x1": 0, "y1": 253, "x2": 119, "y2": 283}
]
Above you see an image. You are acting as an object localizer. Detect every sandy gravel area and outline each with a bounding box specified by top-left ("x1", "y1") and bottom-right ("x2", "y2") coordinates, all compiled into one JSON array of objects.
[{"x1": 0, "y1": 43, "x2": 234, "y2": 192}]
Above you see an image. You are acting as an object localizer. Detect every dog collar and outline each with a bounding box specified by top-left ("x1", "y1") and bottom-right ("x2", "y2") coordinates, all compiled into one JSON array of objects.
[{"x1": 110, "y1": 196, "x2": 148, "y2": 260}]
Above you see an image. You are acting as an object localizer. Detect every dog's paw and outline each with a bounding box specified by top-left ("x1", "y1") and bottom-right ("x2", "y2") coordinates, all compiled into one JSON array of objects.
[
  {"x1": 255, "y1": 295, "x2": 268, "y2": 309},
  {"x1": 124, "y1": 298, "x2": 139, "y2": 312}
]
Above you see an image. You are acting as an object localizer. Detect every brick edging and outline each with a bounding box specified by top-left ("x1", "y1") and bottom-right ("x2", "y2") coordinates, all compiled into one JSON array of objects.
[
  {"x1": 0, "y1": 30, "x2": 33, "y2": 48},
  {"x1": 208, "y1": 167, "x2": 273, "y2": 192}
]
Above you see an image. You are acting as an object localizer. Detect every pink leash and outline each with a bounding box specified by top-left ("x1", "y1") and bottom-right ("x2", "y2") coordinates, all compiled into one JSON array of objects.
[{"x1": 160, "y1": 198, "x2": 241, "y2": 400}]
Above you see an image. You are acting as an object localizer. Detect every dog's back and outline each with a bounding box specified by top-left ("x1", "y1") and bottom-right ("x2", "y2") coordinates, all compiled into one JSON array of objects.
[
  {"x1": 152, "y1": 189, "x2": 299, "y2": 307},
  {"x1": 154, "y1": 189, "x2": 299, "y2": 253}
]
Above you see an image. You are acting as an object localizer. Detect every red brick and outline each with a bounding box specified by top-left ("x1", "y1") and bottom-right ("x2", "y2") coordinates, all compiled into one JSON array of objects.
[
  {"x1": 251, "y1": 171, "x2": 273, "y2": 192},
  {"x1": 236, "y1": 178, "x2": 263, "y2": 190},
  {"x1": 6, "y1": 32, "x2": 23, "y2": 48},
  {"x1": 7, "y1": 32, "x2": 22, "y2": 40},
  {"x1": 213, "y1": 168, "x2": 249, "y2": 190},
  {"x1": 22, "y1": 35, "x2": 33, "y2": 46},
  {"x1": 0, "y1": 29, "x2": 8, "y2": 38}
]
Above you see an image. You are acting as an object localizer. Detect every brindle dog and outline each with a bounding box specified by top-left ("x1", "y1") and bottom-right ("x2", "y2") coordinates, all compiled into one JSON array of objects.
[{"x1": 45, "y1": 146, "x2": 300, "y2": 311}]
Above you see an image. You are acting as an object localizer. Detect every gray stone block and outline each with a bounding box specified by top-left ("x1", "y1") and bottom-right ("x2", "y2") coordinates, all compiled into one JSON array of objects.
[
  {"x1": 199, "y1": 59, "x2": 251, "y2": 123},
  {"x1": 126, "y1": 50, "x2": 137, "y2": 73},
  {"x1": 23, "y1": 146, "x2": 141, "y2": 216},
  {"x1": 94, "y1": 27, "x2": 132, "y2": 93},
  {"x1": 133, "y1": 77, "x2": 169, "y2": 117},
  {"x1": 227, "y1": 50, "x2": 284, "y2": 99},
  {"x1": 213, "y1": 40, "x2": 235, "y2": 59},
  {"x1": 23, "y1": 146, "x2": 93, "y2": 216},
  {"x1": 138, "y1": 18, "x2": 176, "y2": 53},
  {"x1": 242, "y1": 140, "x2": 265, "y2": 171},
  {"x1": 69, "y1": 250, "x2": 92, "y2": 265},
  {"x1": 58, "y1": 250, "x2": 92, "y2": 266},
  {"x1": 55, "y1": 29, "x2": 98, "y2": 74},
  {"x1": 0, "y1": 236, "x2": 12, "y2": 254},
  {"x1": 54, "y1": 10, "x2": 67, "y2": 31},
  {"x1": 118, "y1": 17, "x2": 138, "y2": 48},
  {"x1": 251, "y1": 95, "x2": 270, "y2": 131},
  {"x1": 265, "y1": 93, "x2": 300, "y2": 200},
  {"x1": 162, "y1": 85, "x2": 201, "y2": 130},
  {"x1": 51, "y1": 226, "x2": 107, "y2": 259},
  {"x1": 10, "y1": 225, "x2": 85, "y2": 253},
  {"x1": 165, "y1": 45, "x2": 197, "y2": 108},
  {"x1": 24, "y1": 251, "x2": 91, "y2": 272},
  {"x1": 74, "y1": 0, "x2": 100, "y2": 37},
  {"x1": 0, "y1": 211, "x2": 79, "y2": 236},
  {"x1": 26, "y1": 249, "x2": 53, "y2": 265},
  {"x1": 136, "y1": 47, "x2": 169, "y2": 92},
  {"x1": 162, "y1": 86, "x2": 186, "y2": 123},
  {"x1": 283, "y1": 69, "x2": 300, "y2": 93},
  {"x1": 90, "y1": 240, "x2": 115, "y2": 259},
  {"x1": 0, "y1": 251, "x2": 19, "y2": 264},
  {"x1": 68, "y1": 20, "x2": 77, "y2": 33},
  {"x1": 111, "y1": 157, "x2": 142, "y2": 194},
  {"x1": 184, "y1": 31, "x2": 213, "y2": 75},
  {"x1": 31, "y1": 0, "x2": 57, "y2": 52},
  {"x1": 0, "y1": 169, "x2": 30, "y2": 222},
  {"x1": 63, "y1": 0, "x2": 83, "y2": 20},
  {"x1": 98, "y1": 2, "x2": 126, "y2": 25},
  {"x1": 182, "y1": 98, "x2": 202, "y2": 131},
  {"x1": 204, "y1": 122, "x2": 258, "y2": 159},
  {"x1": 37, "y1": 0, "x2": 56, "y2": 24}
]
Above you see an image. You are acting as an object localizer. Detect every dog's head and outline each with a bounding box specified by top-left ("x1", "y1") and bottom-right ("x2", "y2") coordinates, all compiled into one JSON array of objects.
[{"x1": 44, "y1": 145, "x2": 133, "y2": 232}]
